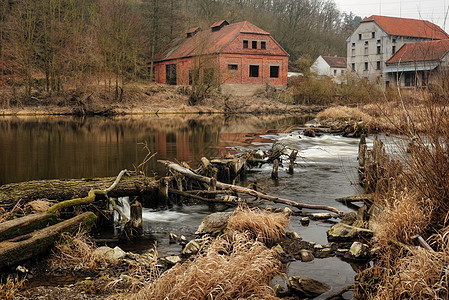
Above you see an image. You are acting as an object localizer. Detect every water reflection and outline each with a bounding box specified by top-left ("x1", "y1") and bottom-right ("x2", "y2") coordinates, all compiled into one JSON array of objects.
[{"x1": 0, "y1": 114, "x2": 310, "y2": 185}]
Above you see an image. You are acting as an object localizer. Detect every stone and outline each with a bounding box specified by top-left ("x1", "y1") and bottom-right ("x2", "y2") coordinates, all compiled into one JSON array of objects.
[
  {"x1": 283, "y1": 207, "x2": 294, "y2": 216},
  {"x1": 299, "y1": 250, "x2": 314, "y2": 262},
  {"x1": 93, "y1": 246, "x2": 126, "y2": 261},
  {"x1": 195, "y1": 212, "x2": 232, "y2": 235},
  {"x1": 179, "y1": 235, "x2": 187, "y2": 245},
  {"x1": 306, "y1": 213, "x2": 332, "y2": 220},
  {"x1": 111, "y1": 246, "x2": 127, "y2": 260},
  {"x1": 273, "y1": 284, "x2": 290, "y2": 297},
  {"x1": 314, "y1": 247, "x2": 333, "y2": 258},
  {"x1": 300, "y1": 217, "x2": 310, "y2": 226},
  {"x1": 286, "y1": 231, "x2": 302, "y2": 240},
  {"x1": 182, "y1": 240, "x2": 201, "y2": 256},
  {"x1": 340, "y1": 212, "x2": 357, "y2": 225},
  {"x1": 288, "y1": 276, "x2": 331, "y2": 298},
  {"x1": 273, "y1": 244, "x2": 285, "y2": 255},
  {"x1": 303, "y1": 127, "x2": 316, "y2": 137},
  {"x1": 313, "y1": 244, "x2": 323, "y2": 250},
  {"x1": 169, "y1": 232, "x2": 178, "y2": 244},
  {"x1": 327, "y1": 222, "x2": 374, "y2": 242},
  {"x1": 164, "y1": 255, "x2": 181, "y2": 265},
  {"x1": 346, "y1": 242, "x2": 370, "y2": 260}
]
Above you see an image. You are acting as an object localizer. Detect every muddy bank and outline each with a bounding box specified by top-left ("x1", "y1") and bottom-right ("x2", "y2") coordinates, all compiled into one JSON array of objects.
[{"x1": 0, "y1": 84, "x2": 323, "y2": 116}]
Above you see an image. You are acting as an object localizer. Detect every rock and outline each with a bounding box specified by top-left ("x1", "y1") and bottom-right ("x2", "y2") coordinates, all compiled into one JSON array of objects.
[
  {"x1": 327, "y1": 222, "x2": 373, "y2": 242},
  {"x1": 288, "y1": 276, "x2": 331, "y2": 298},
  {"x1": 283, "y1": 207, "x2": 294, "y2": 216},
  {"x1": 195, "y1": 212, "x2": 232, "y2": 235},
  {"x1": 179, "y1": 235, "x2": 187, "y2": 245},
  {"x1": 314, "y1": 247, "x2": 333, "y2": 258},
  {"x1": 299, "y1": 250, "x2": 314, "y2": 262},
  {"x1": 182, "y1": 240, "x2": 201, "y2": 256},
  {"x1": 303, "y1": 127, "x2": 316, "y2": 137},
  {"x1": 286, "y1": 231, "x2": 302, "y2": 240},
  {"x1": 300, "y1": 217, "x2": 310, "y2": 226},
  {"x1": 335, "y1": 248, "x2": 349, "y2": 256},
  {"x1": 305, "y1": 213, "x2": 332, "y2": 220},
  {"x1": 169, "y1": 232, "x2": 178, "y2": 244},
  {"x1": 313, "y1": 244, "x2": 323, "y2": 250},
  {"x1": 346, "y1": 242, "x2": 370, "y2": 260},
  {"x1": 93, "y1": 246, "x2": 126, "y2": 261},
  {"x1": 274, "y1": 284, "x2": 290, "y2": 297},
  {"x1": 340, "y1": 212, "x2": 357, "y2": 225},
  {"x1": 164, "y1": 255, "x2": 181, "y2": 265},
  {"x1": 273, "y1": 244, "x2": 285, "y2": 255}
]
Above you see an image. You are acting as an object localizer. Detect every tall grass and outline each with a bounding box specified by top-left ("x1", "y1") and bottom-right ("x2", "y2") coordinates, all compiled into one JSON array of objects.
[{"x1": 135, "y1": 233, "x2": 282, "y2": 300}]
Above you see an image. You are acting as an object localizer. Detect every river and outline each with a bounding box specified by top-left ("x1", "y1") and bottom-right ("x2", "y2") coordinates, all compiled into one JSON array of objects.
[{"x1": 0, "y1": 114, "x2": 370, "y2": 299}]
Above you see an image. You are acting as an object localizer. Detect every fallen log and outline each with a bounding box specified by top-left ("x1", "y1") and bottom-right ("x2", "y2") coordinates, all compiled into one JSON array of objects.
[
  {"x1": 0, "y1": 174, "x2": 158, "y2": 211},
  {"x1": 336, "y1": 194, "x2": 374, "y2": 204},
  {"x1": 159, "y1": 160, "x2": 344, "y2": 216},
  {"x1": 0, "y1": 213, "x2": 58, "y2": 242},
  {"x1": 0, "y1": 212, "x2": 97, "y2": 268}
]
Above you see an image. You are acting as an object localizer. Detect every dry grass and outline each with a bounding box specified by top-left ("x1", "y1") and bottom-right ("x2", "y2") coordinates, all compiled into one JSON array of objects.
[
  {"x1": 316, "y1": 106, "x2": 372, "y2": 122},
  {"x1": 226, "y1": 206, "x2": 290, "y2": 244},
  {"x1": 134, "y1": 233, "x2": 281, "y2": 300},
  {"x1": 51, "y1": 231, "x2": 107, "y2": 269},
  {"x1": 0, "y1": 276, "x2": 27, "y2": 300}
]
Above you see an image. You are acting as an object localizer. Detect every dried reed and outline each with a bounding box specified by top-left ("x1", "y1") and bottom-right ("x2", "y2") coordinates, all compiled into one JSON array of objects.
[
  {"x1": 135, "y1": 233, "x2": 281, "y2": 300},
  {"x1": 0, "y1": 276, "x2": 26, "y2": 300}
]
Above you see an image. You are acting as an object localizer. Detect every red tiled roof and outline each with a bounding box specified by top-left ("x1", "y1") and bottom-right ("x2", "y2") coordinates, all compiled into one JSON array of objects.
[
  {"x1": 186, "y1": 26, "x2": 200, "y2": 34},
  {"x1": 155, "y1": 21, "x2": 271, "y2": 62},
  {"x1": 322, "y1": 56, "x2": 347, "y2": 68},
  {"x1": 361, "y1": 15, "x2": 449, "y2": 39},
  {"x1": 387, "y1": 39, "x2": 449, "y2": 63},
  {"x1": 210, "y1": 20, "x2": 228, "y2": 28}
]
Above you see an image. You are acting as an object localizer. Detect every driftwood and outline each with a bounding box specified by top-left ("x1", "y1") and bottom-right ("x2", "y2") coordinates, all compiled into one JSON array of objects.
[
  {"x1": 336, "y1": 194, "x2": 374, "y2": 204},
  {"x1": 159, "y1": 160, "x2": 344, "y2": 216},
  {"x1": 0, "y1": 173, "x2": 158, "y2": 211},
  {"x1": 0, "y1": 212, "x2": 97, "y2": 268}
]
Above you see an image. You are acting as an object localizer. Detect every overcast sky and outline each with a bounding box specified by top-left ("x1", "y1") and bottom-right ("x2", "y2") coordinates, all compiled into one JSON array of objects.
[{"x1": 335, "y1": 0, "x2": 449, "y2": 31}]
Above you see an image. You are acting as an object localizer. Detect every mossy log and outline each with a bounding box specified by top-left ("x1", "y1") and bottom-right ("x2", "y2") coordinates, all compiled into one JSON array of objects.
[
  {"x1": 0, "y1": 175, "x2": 158, "y2": 211},
  {"x1": 0, "y1": 212, "x2": 97, "y2": 268},
  {"x1": 0, "y1": 213, "x2": 58, "y2": 242}
]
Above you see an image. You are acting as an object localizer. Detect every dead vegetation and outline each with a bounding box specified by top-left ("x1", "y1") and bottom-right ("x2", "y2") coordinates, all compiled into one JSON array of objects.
[
  {"x1": 0, "y1": 276, "x2": 27, "y2": 300},
  {"x1": 355, "y1": 94, "x2": 449, "y2": 298}
]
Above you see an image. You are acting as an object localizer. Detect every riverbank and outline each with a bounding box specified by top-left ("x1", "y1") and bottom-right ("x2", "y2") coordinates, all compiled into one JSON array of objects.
[{"x1": 0, "y1": 83, "x2": 323, "y2": 116}]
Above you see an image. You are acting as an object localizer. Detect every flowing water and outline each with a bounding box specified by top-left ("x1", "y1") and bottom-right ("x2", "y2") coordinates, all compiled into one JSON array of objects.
[{"x1": 0, "y1": 114, "x2": 372, "y2": 298}]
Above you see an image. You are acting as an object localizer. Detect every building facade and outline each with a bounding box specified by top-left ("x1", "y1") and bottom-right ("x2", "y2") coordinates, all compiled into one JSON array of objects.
[
  {"x1": 310, "y1": 55, "x2": 347, "y2": 83},
  {"x1": 347, "y1": 15, "x2": 449, "y2": 86},
  {"x1": 154, "y1": 20, "x2": 288, "y2": 96}
]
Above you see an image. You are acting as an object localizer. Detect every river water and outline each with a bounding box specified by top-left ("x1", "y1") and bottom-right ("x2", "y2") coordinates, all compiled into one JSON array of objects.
[{"x1": 0, "y1": 114, "x2": 370, "y2": 299}]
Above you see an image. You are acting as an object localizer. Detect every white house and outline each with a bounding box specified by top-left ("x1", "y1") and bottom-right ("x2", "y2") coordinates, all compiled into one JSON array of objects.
[
  {"x1": 347, "y1": 15, "x2": 449, "y2": 86},
  {"x1": 310, "y1": 55, "x2": 347, "y2": 83}
]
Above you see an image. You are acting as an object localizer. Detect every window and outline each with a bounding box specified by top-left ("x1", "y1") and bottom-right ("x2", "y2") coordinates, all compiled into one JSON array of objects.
[
  {"x1": 364, "y1": 46, "x2": 368, "y2": 55},
  {"x1": 364, "y1": 41, "x2": 368, "y2": 45},
  {"x1": 204, "y1": 68, "x2": 214, "y2": 85},
  {"x1": 189, "y1": 69, "x2": 199, "y2": 85},
  {"x1": 392, "y1": 38, "x2": 397, "y2": 43},
  {"x1": 352, "y1": 49, "x2": 355, "y2": 56},
  {"x1": 341, "y1": 70, "x2": 345, "y2": 75},
  {"x1": 249, "y1": 65, "x2": 259, "y2": 77},
  {"x1": 166, "y1": 64, "x2": 177, "y2": 85},
  {"x1": 352, "y1": 42, "x2": 355, "y2": 47},
  {"x1": 358, "y1": 34, "x2": 362, "y2": 40},
  {"x1": 372, "y1": 32, "x2": 375, "y2": 38},
  {"x1": 377, "y1": 39, "x2": 381, "y2": 44},
  {"x1": 252, "y1": 41, "x2": 257, "y2": 49},
  {"x1": 333, "y1": 70, "x2": 337, "y2": 76},
  {"x1": 243, "y1": 40, "x2": 248, "y2": 48},
  {"x1": 364, "y1": 62, "x2": 368, "y2": 71},
  {"x1": 270, "y1": 66, "x2": 279, "y2": 78},
  {"x1": 376, "y1": 61, "x2": 381, "y2": 70},
  {"x1": 392, "y1": 46, "x2": 396, "y2": 54},
  {"x1": 228, "y1": 64, "x2": 238, "y2": 70},
  {"x1": 351, "y1": 63, "x2": 355, "y2": 71},
  {"x1": 377, "y1": 46, "x2": 381, "y2": 54},
  {"x1": 261, "y1": 41, "x2": 266, "y2": 49}
]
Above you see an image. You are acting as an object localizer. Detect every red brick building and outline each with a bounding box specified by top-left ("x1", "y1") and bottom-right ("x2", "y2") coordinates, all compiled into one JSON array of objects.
[{"x1": 154, "y1": 20, "x2": 288, "y2": 96}]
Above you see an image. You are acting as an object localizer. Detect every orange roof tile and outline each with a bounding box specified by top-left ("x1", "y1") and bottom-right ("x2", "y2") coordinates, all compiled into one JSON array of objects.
[
  {"x1": 155, "y1": 21, "x2": 272, "y2": 62},
  {"x1": 387, "y1": 39, "x2": 449, "y2": 63},
  {"x1": 362, "y1": 15, "x2": 449, "y2": 39},
  {"x1": 322, "y1": 56, "x2": 347, "y2": 68}
]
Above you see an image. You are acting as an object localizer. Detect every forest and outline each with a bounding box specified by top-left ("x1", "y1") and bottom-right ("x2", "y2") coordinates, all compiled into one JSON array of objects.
[{"x1": 0, "y1": 0, "x2": 361, "y2": 97}]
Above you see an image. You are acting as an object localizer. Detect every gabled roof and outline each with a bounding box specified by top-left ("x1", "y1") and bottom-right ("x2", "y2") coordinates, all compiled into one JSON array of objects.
[
  {"x1": 361, "y1": 15, "x2": 449, "y2": 40},
  {"x1": 387, "y1": 39, "x2": 449, "y2": 64},
  {"x1": 155, "y1": 21, "x2": 274, "y2": 62},
  {"x1": 322, "y1": 56, "x2": 347, "y2": 68}
]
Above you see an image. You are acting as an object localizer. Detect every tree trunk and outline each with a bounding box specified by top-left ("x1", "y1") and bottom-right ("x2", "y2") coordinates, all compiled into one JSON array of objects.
[
  {"x1": 0, "y1": 213, "x2": 58, "y2": 242},
  {"x1": 0, "y1": 212, "x2": 97, "y2": 268},
  {"x1": 0, "y1": 175, "x2": 158, "y2": 211}
]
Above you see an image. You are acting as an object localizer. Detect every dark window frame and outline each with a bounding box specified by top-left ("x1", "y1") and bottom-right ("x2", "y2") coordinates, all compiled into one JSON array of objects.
[
  {"x1": 228, "y1": 64, "x2": 238, "y2": 71},
  {"x1": 270, "y1": 66, "x2": 279, "y2": 78},
  {"x1": 364, "y1": 62, "x2": 369, "y2": 71},
  {"x1": 252, "y1": 40, "x2": 257, "y2": 49},
  {"x1": 261, "y1": 41, "x2": 266, "y2": 49},
  {"x1": 243, "y1": 40, "x2": 248, "y2": 48},
  {"x1": 249, "y1": 65, "x2": 259, "y2": 77}
]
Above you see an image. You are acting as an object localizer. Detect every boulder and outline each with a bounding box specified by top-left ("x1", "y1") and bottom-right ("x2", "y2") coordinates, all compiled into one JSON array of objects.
[
  {"x1": 327, "y1": 222, "x2": 373, "y2": 242},
  {"x1": 93, "y1": 246, "x2": 126, "y2": 261},
  {"x1": 299, "y1": 250, "x2": 314, "y2": 262},
  {"x1": 286, "y1": 231, "x2": 302, "y2": 240},
  {"x1": 314, "y1": 247, "x2": 333, "y2": 258},
  {"x1": 300, "y1": 217, "x2": 310, "y2": 226},
  {"x1": 346, "y1": 242, "x2": 370, "y2": 260},
  {"x1": 303, "y1": 127, "x2": 316, "y2": 137},
  {"x1": 182, "y1": 240, "x2": 201, "y2": 256},
  {"x1": 195, "y1": 212, "x2": 232, "y2": 236},
  {"x1": 340, "y1": 212, "x2": 357, "y2": 225},
  {"x1": 288, "y1": 276, "x2": 331, "y2": 298},
  {"x1": 163, "y1": 255, "x2": 181, "y2": 265}
]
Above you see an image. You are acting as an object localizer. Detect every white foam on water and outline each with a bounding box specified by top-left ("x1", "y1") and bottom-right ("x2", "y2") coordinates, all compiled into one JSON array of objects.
[{"x1": 142, "y1": 209, "x2": 189, "y2": 223}]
